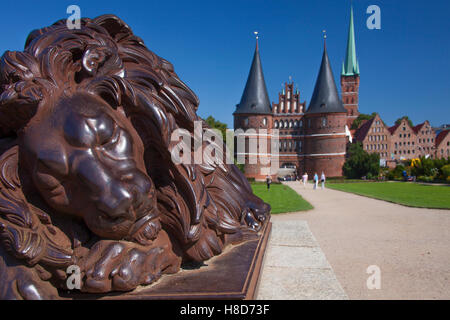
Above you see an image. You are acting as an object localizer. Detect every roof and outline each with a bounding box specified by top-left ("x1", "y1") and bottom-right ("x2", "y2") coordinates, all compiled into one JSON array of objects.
[
  {"x1": 354, "y1": 117, "x2": 375, "y2": 142},
  {"x1": 306, "y1": 43, "x2": 347, "y2": 115},
  {"x1": 412, "y1": 122, "x2": 426, "y2": 134},
  {"x1": 436, "y1": 130, "x2": 450, "y2": 147},
  {"x1": 234, "y1": 41, "x2": 272, "y2": 115},
  {"x1": 388, "y1": 123, "x2": 400, "y2": 135},
  {"x1": 342, "y1": 6, "x2": 360, "y2": 76}
]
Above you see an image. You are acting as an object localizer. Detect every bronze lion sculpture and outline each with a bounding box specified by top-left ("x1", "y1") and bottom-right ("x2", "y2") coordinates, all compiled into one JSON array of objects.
[{"x1": 0, "y1": 14, "x2": 270, "y2": 299}]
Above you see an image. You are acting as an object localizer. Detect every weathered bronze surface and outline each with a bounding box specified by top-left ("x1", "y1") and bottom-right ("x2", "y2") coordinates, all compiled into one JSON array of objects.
[{"x1": 0, "y1": 15, "x2": 270, "y2": 299}]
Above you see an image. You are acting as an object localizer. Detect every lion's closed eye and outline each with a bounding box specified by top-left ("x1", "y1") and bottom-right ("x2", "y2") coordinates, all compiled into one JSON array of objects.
[{"x1": 85, "y1": 115, "x2": 115, "y2": 146}]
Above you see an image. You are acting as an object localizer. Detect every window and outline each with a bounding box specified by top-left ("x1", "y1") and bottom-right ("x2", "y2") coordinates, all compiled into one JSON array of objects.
[
  {"x1": 281, "y1": 101, "x2": 284, "y2": 111},
  {"x1": 274, "y1": 120, "x2": 279, "y2": 128},
  {"x1": 262, "y1": 117, "x2": 267, "y2": 126},
  {"x1": 285, "y1": 120, "x2": 288, "y2": 128},
  {"x1": 287, "y1": 101, "x2": 291, "y2": 112},
  {"x1": 289, "y1": 121, "x2": 293, "y2": 128},
  {"x1": 279, "y1": 121, "x2": 284, "y2": 129},
  {"x1": 274, "y1": 107, "x2": 278, "y2": 113},
  {"x1": 294, "y1": 120, "x2": 298, "y2": 128},
  {"x1": 244, "y1": 117, "x2": 249, "y2": 126},
  {"x1": 322, "y1": 117, "x2": 327, "y2": 127},
  {"x1": 294, "y1": 102, "x2": 297, "y2": 112},
  {"x1": 300, "y1": 120, "x2": 303, "y2": 128}
]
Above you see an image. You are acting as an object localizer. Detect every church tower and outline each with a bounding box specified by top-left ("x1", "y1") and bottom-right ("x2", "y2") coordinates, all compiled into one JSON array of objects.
[
  {"x1": 234, "y1": 35, "x2": 274, "y2": 181},
  {"x1": 341, "y1": 5, "x2": 360, "y2": 127}
]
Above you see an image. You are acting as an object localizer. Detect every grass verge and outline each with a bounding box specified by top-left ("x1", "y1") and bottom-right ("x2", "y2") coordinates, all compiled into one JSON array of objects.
[
  {"x1": 251, "y1": 182, "x2": 313, "y2": 214},
  {"x1": 327, "y1": 182, "x2": 450, "y2": 209}
]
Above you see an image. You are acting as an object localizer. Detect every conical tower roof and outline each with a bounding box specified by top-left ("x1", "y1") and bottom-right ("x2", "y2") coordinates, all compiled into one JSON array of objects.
[
  {"x1": 234, "y1": 41, "x2": 272, "y2": 115},
  {"x1": 342, "y1": 6, "x2": 360, "y2": 76},
  {"x1": 306, "y1": 42, "x2": 347, "y2": 114}
]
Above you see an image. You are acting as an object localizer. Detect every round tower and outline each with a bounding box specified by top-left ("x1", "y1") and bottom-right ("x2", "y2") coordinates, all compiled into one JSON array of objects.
[
  {"x1": 304, "y1": 40, "x2": 347, "y2": 178},
  {"x1": 233, "y1": 36, "x2": 274, "y2": 181}
]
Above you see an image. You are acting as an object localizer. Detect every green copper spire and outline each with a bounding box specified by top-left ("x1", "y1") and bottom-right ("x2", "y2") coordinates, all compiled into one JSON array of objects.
[{"x1": 342, "y1": 6, "x2": 359, "y2": 76}]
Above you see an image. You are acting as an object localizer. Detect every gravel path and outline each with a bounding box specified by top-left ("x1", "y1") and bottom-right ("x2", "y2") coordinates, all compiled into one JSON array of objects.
[{"x1": 273, "y1": 181, "x2": 450, "y2": 299}]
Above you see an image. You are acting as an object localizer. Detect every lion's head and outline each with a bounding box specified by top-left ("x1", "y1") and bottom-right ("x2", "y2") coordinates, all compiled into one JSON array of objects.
[{"x1": 0, "y1": 14, "x2": 269, "y2": 298}]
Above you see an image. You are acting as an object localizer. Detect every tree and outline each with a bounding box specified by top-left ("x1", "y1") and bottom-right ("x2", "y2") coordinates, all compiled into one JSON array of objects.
[
  {"x1": 205, "y1": 115, "x2": 228, "y2": 144},
  {"x1": 204, "y1": 115, "x2": 245, "y2": 172},
  {"x1": 395, "y1": 116, "x2": 413, "y2": 128},
  {"x1": 343, "y1": 142, "x2": 380, "y2": 179},
  {"x1": 351, "y1": 112, "x2": 378, "y2": 130}
]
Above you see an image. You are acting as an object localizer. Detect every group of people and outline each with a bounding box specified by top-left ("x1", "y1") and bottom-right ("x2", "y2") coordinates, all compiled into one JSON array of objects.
[
  {"x1": 265, "y1": 171, "x2": 326, "y2": 190},
  {"x1": 301, "y1": 172, "x2": 326, "y2": 190}
]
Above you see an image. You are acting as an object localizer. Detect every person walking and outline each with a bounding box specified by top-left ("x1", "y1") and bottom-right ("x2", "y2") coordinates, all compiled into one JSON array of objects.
[
  {"x1": 302, "y1": 172, "x2": 308, "y2": 188},
  {"x1": 321, "y1": 171, "x2": 326, "y2": 189},
  {"x1": 266, "y1": 174, "x2": 272, "y2": 191},
  {"x1": 313, "y1": 172, "x2": 318, "y2": 190}
]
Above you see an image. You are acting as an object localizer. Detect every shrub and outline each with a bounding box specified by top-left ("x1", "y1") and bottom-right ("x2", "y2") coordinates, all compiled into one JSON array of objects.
[
  {"x1": 391, "y1": 165, "x2": 406, "y2": 180},
  {"x1": 440, "y1": 164, "x2": 450, "y2": 179},
  {"x1": 343, "y1": 142, "x2": 380, "y2": 179},
  {"x1": 417, "y1": 176, "x2": 434, "y2": 183}
]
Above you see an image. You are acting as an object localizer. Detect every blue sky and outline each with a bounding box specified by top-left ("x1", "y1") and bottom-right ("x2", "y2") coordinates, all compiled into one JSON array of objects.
[{"x1": 1, "y1": 0, "x2": 449, "y2": 128}]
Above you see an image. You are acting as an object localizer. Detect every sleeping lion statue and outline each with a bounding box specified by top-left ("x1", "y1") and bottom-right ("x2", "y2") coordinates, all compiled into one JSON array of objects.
[{"x1": 0, "y1": 14, "x2": 270, "y2": 299}]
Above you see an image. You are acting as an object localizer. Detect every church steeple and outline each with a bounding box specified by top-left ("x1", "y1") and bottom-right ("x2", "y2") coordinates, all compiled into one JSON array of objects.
[
  {"x1": 342, "y1": 5, "x2": 359, "y2": 76},
  {"x1": 306, "y1": 41, "x2": 346, "y2": 114},
  {"x1": 341, "y1": 4, "x2": 361, "y2": 125},
  {"x1": 234, "y1": 34, "x2": 272, "y2": 115}
]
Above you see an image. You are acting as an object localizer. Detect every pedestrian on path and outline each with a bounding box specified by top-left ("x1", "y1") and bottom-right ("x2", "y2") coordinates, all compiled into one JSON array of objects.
[
  {"x1": 266, "y1": 174, "x2": 272, "y2": 191},
  {"x1": 313, "y1": 172, "x2": 318, "y2": 190},
  {"x1": 302, "y1": 172, "x2": 308, "y2": 188},
  {"x1": 321, "y1": 172, "x2": 326, "y2": 189}
]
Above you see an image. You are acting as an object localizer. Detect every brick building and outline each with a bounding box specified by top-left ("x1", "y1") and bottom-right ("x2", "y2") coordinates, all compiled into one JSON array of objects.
[
  {"x1": 436, "y1": 130, "x2": 450, "y2": 159},
  {"x1": 233, "y1": 6, "x2": 447, "y2": 181},
  {"x1": 354, "y1": 113, "x2": 391, "y2": 160},
  {"x1": 413, "y1": 120, "x2": 436, "y2": 157},
  {"x1": 388, "y1": 118, "x2": 420, "y2": 160},
  {"x1": 233, "y1": 6, "x2": 358, "y2": 180},
  {"x1": 234, "y1": 37, "x2": 351, "y2": 179}
]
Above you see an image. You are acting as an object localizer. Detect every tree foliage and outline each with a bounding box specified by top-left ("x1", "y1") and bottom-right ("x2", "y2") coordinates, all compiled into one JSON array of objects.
[
  {"x1": 395, "y1": 116, "x2": 414, "y2": 128},
  {"x1": 205, "y1": 115, "x2": 228, "y2": 144},
  {"x1": 343, "y1": 142, "x2": 380, "y2": 179},
  {"x1": 350, "y1": 112, "x2": 378, "y2": 130}
]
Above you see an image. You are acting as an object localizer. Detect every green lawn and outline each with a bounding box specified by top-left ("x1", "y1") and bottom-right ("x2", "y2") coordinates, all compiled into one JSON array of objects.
[
  {"x1": 251, "y1": 183, "x2": 313, "y2": 214},
  {"x1": 327, "y1": 182, "x2": 450, "y2": 209}
]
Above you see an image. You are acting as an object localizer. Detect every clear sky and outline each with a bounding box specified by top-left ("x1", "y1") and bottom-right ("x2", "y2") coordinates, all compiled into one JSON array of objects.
[{"x1": 1, "y1": 0, "x2": 449, "y2": 129}]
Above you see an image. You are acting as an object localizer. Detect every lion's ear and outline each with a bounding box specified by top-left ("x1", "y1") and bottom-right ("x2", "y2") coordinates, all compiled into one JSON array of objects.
[{"x1": 0, "y1": 51, "x2": 44, "y2": 137}]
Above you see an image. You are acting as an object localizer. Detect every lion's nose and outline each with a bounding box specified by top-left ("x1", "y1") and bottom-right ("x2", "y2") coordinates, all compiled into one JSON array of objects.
[{"x1": 97, "y1": 184, "x2": 135, "y2": 220}]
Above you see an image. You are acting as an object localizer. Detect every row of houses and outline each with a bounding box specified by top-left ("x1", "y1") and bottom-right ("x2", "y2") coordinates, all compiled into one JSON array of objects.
[{"x1": 353, "y1": 115, "x2": 450, "y2": 164}]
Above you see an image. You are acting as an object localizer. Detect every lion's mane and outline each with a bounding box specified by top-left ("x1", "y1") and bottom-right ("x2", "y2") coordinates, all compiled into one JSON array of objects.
[{"x1": 0, "y1": 13, "x2": 268, "y2": 277}]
